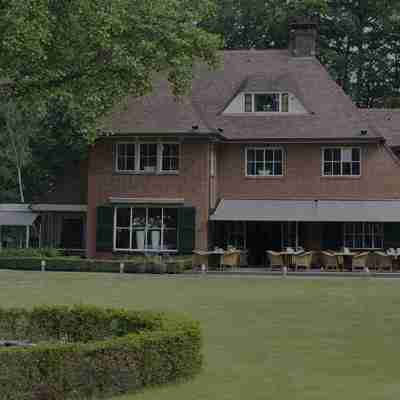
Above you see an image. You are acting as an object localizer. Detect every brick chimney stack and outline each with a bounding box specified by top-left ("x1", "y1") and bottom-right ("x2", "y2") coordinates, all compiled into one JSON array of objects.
[{"x1": 289, "y1": 16, "x2": 319, "y2": 58}]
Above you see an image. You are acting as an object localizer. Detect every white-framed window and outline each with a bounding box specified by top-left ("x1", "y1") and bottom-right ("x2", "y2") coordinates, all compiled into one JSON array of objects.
[
  {"x1": 114, "y1": 206, "x2": 178, "y2": 252},
  {"x1": 244, "y1": 93, "x2": 289, "y2": 113},
  {"x1": 344, "y1": 222, "x2": 383, "y2": 249},
  {"x1": 115, "y1": 142, "x2": 180, "y2": 173},
  {"x1": 322, "y1": 147, "x2": 361, "y2": 176},
  {"x1": 281, "y1": 222, "x2": 298, "y2": 250},
  {"x1": 246, "y1": 147, "x2": 284, "y2": 176}
]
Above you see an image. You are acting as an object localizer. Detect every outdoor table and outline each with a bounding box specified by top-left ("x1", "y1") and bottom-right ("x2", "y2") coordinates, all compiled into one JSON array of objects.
[
  {"x1": 280, "y1": 249, "x2": 304, "y2": 268},
  {"x1": 332, "y1": 251, "x2": 356, "y2": 270},
  {"x1": 193, "y1": 249, "x2": 225, "y2": 271}
]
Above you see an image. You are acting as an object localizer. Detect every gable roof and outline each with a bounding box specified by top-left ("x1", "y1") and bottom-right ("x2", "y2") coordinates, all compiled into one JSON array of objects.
[
  {"x1": 360, "y1": 109, "x2": 400, "y2": 147},
  {"x1": 102, "y1": 50, "x2": 382, "y2": 142}
]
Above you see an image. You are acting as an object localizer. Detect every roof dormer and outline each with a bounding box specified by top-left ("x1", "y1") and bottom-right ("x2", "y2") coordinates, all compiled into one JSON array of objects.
[{"x1": 222, "y1": 73, "x2": 308, "y2": 115}]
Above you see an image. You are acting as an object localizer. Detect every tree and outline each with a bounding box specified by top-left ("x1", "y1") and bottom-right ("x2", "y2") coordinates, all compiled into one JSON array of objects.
[
  {"x1": 0, "y1": 0, "x2": 222, "y2": 140},
  {"x1": 0, "y1": 102, "x2": 35, "y2": 203},
  {"x1": 204, "y1": 0, "x2": 400, "y2": 107}
]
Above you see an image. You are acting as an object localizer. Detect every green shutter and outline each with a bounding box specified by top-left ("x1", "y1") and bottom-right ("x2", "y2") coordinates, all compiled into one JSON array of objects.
[
  {"x1": 178, "y1": 207, "x2": 196, "y2": 254},
  {"x1": 384, "y1": 223, "x2": 400, "y2": 248},
  {"x1": 96, "y1": 206, "x2": 114, "y2": 252}
]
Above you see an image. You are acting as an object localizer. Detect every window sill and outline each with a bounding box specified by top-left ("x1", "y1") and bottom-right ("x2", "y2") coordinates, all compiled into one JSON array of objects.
[
  {"x1": 321, "y1": 175, "x2": 361, "y2": 179},
  {"x1": 244, "y1": 175, "x2": 285, "y2": 180},
  {"x1": 114, "y1": 170, "x2": 179, "y2": 176}
]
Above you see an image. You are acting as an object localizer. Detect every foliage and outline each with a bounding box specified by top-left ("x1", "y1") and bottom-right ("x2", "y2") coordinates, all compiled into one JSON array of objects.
[
  {"x1": 0, "y1": 0, "x2": 222, "y2": 140},
  {"x1": 0, "y1": 248, "x2": 62, "y2": 258},
  {"x1": 0, "y1": 254, "x2": 191, "y2": 274},
  {"x1": 0, "y1": 305, "x2": 202, "y2": 399},
  {"x1": 204, "y1": 0, "x2": 400, "y2": 107}
]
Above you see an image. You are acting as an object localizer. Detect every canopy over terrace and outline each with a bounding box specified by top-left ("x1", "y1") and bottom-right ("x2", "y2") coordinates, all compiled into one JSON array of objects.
[
  {"x1": 0, "y1": 204, "x2": 38, "y2": 249},
  {"x1": 210, "y1": 199, "x2": 400, "y2": 222},
  {"x1": 211, "y1": 200, "x2": 400, "y2": 265}
]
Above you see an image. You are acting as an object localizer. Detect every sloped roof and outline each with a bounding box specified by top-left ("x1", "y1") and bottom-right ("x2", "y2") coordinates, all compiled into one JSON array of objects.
[
  {"x1": 360, "y1": 109, "x2": 400, "y2": 147},
  {"x1": 102, "y1": 50, "x2": 382, "y2": 142}
]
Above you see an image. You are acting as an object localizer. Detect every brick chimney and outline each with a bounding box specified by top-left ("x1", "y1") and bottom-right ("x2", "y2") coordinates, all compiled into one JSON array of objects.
[{"x1": 289, "y1": 16, "x2": 319, "y2": 57}]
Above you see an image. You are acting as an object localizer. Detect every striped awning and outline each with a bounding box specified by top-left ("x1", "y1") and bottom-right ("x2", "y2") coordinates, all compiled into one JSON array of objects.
[{"x1": 210, "y1": 199, "x2": 400, "y2": 222}]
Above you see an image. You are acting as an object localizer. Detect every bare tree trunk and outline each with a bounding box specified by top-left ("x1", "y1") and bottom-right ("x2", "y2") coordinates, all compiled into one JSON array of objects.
[{"x1": 17, "y1": 166, "x2": 24, "y2": 203}]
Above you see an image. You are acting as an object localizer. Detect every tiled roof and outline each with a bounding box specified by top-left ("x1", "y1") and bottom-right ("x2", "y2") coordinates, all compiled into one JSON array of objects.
[
  {"x1": 101, "y1": 50, "x2": 382, "y2": 142},
  {"x1": 360, "y1": 109, "x2": 400, "y2": 147}
]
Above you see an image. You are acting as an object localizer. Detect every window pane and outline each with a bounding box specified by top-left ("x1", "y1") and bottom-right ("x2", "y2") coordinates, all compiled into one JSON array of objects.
[
  {"x1": 148, "y1": 208, "x2": 162, "y2": 228},
  {"x1": 324, "y1": 149, "x2": 332, "y2": 162},
  {"x1": 274, "y1": 149, "x2": 283, "y2": 161},
  {"x1": 281, "y1": 93, "x2": 289, "y2": 112},
  {"x1": 244, "y1": 94, "x2": 252, "y2": 112},
  {"x1": 164, "y1": 208, "x2": 178, "y2": 229},
  {"x1": 352, "y1": 162, "x2": 360, "y2": 175},
  {"x1": 345, "y1": 236, "x2": 353, "y2": 248},
  {"x1": 265, "y1": 150, "x2": 273, "y2": 162},
  {"x1": 116, "y1": 229, "x2": 130, "y2": 249},
  {"x1": 352, "y1": 148, "x2": 360, "y2": 161},
  {"x1": 247, "y1": 149, "x2": 255, "y2": 162},
  {"x1": 324, "y1": 162, "x2": 332, "y2": 175},
  {"x1": 265, "y1": 162, "x2": 274, "y2": 175},
  {"x1": 132, "y1": 229, "x2": 145, "y2": 250},
  {"x1": 333, "y1": 149, "x2": 341, "y2": 162},
  {"x1": 256, "y1": 163, "x2": 265, "y2": 175},
  {"x1": 255, "y1": 150, "x2": 264, "y2": 162},
  {"x1": 140, "y1": 144, "x2": 158, "y2": 171},
  {"x1": 274, "y1": 162, "x2": 283, "y2": 176},
  {"x1": 342, "y1": 148, "x2": 352, "y2": 162},
  {"x1": 374, "y1": 236, "x2": 383, "y2": 249},
  {"x1": 126, "y1": 144, "x2": 135, "y2": 157},
  {"x1": 126, "y1": 157, "x2": 135, "y2": 170},
  {"x1": 364, "y1": 236, "x2": 372, "y2": 249},
  {"x1": 116, "y1": 208, "x2": 130, "y2": 228},
  {"x1": 247, "y1": 162, "x2": 256, "y2": 176},
  {"x1": 162, "y1": 144, "x2": 179, "y2": 171},
  {"x1": 163, "y1": 229, "x2": 177, "y2": 250},
  {"x1": 255, "y1": 94, "x2": 280, "y2": 112},
  {"x1": 333, "y1": 162, "x2": 341, "y2": 175},
  {"x1": 132, "y1": 208, "x2": 146, "y2": 229},
  {"x1": 117, "y1": 155, "x2": 125, "y2": 171},
  {"x1": 342, "y1": 162, "x2": 351, "y2": 175}
]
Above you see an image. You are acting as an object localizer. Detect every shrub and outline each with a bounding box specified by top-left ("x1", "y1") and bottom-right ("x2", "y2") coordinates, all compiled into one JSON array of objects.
[
  {"x1": 0, "y1": 305, "x2": 202, "y2": 400},
  {"x1": 0, "y1": 248, "x2": 62, "y2": 258}
]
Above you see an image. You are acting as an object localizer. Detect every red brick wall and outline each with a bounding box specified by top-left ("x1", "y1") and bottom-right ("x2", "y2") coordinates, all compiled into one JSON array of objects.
[
  {"x1": 217, "y1": 143, "x2": 400, "y2": 200},
  {"x1": 87, "y1": 141, "x2": 211, "y2": 257}
]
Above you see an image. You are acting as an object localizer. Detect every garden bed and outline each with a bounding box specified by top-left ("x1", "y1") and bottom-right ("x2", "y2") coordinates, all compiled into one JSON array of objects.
[{"x1": 0, "y1": 305, "x2": 202, "y2": 399}]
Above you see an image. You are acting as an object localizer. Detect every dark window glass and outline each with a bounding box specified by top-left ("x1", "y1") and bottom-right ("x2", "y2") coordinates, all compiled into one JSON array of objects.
[
  {"x1": 164, "y1": 208, "x2": 178, "y2": 229},
  {"x1": 333, "y1": 149, "x2": 341, "y2": 162},
  {"x1": 352, "y1": 163, "x2": 360, "y2": 175},
  {"x1": 116, "y1": 208, "x2": 130, "y2": 228},
  {"x1": 275, "y1": 162, "x2": 283, "y2": 175},
  {"x1": 324, "y1": 163, "x2": 332, "y2": 175},
  {"x1": 116, "y1": 229, "x2": 130, "y2": 249},
  {"x1": 247, "y1": 162, "x2": 256, "y2": 175},
  {"x1": 333, "y1": 162, "x2": 341, "y2": 175},
  {"x1": 324, "y1": 149, "x2": 332, "y2": 162},
  {"x1": 247, "y1": 149, "x2": 255, "y2": 162},
  {"x1": 162, "y1": 144, "x2": 179, "y2": 171},
  {"x1": 275, "y1": 149, "x2": 283, "y2": 161},
  {"x1": 255, "y1": 94, "x2": 280, "y2": 112},
  {"x1": 140, "y1": 144, "x2": 158, "y2": 171},
  {"x1": 352, "y1": 148, "x2": 360, "y2": 161},
  {"x1": 244, "y1": 94, "x2": 252, "y2": 112},
  {"x1": 342, "y1": 162, "x2": 351, "y2": 175},
  {"x1": 265, "y1": 150, "x2": 274, "y2": 162}
]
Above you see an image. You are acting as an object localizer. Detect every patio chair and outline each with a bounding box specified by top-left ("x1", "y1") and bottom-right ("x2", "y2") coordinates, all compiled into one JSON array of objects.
[
  {"x1": 221, "y1": 251, "x2": 241, "y2": 270},
  {"x1": 267, "y1": 250, "x2": 285, "y2": 271},
  {"x1": 351, "y1": 252, "x2": 370, "y2": 272},
  {"x1": 374, "y1": 252, "x2": 393, "y2": 272},
  {"x1": 320, "y1": 251, "x2": 339, "y2": 271},
  {"x1": 294, "y1": 251, "x2": 313, "y2": 271},
  {"x1": 192, "y1": 252, "x2": 209, "y2": 272}
]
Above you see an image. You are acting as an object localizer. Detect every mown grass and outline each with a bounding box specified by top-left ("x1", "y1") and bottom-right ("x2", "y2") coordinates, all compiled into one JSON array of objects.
[{"x1": 0, "y1": 271, "x2": 399, "y2": 400}]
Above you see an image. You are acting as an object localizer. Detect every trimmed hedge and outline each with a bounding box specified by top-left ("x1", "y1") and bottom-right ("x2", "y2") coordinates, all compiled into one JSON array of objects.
[
  {"x1": 0, "y1": 257, "x2": 191, "y2": 274},
  {"x1": 0, "y1": 305, "x2": 202, "y2": 400}
]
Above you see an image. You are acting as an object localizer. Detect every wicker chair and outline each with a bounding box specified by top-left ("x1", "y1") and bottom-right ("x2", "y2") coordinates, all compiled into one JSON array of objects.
[
  {"x1": 320, "y1": 251, "x2": 339, "y2": 271},
  {"x1": 192, "y1": 252, "x2": 209, "y2": 271},
  {"x1": 374, "y1": 252, "x2": 393, "y2": 272},
  {"x1": 267, "y1": 250, "x2": 285, "y2": 271},
  {"x1": 351, "y1": 252, "x2": 370, "y2": 272},
  {"x1": 221, "y1": 251, "x2": 241, "y2": 270},
  {"x1": 294, "y1": 251, "x2": 313, "y2": 271}
]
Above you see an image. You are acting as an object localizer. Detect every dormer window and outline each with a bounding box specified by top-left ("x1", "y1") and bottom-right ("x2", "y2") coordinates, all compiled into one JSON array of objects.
[{"x1": 244, "y1": 93, "x2": 289, "y2": 113}]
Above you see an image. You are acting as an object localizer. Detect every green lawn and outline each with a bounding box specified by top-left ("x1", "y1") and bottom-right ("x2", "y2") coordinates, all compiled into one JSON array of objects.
[{"x1": 1, "y1": 272, "x2": 400, "y2": 399}]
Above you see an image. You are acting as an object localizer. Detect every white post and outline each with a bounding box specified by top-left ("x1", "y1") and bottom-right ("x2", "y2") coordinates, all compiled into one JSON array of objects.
[
  {"x1": 41, "y1": 260, "x2": 46, "y2": 272},
  {"x1": 0, "y1": 225, "x2": 2, "y2": 251},
  {"x1": 282, "y1": 266, "x2": 288, "y2": 277},
  {"x1": 120, "y1": 262, "x2": 125, "y2": 274},
  {"x1": 26, "y1": 225, "x2": 30, "y2": 248}
]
